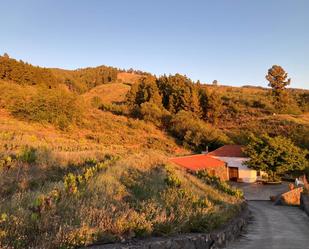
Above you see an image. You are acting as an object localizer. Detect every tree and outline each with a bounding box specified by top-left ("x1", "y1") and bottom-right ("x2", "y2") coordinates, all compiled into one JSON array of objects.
[
  {"x1": 169, "y1": 111, "x2": 229, "y2": 151},
  {"x1": 140, "y1": 102, "x2": 171, "y2": 127},
  {"x1": 157, "y1": 74, "x2": 202, "y2": 115},
  {"x1": 244, "y1": 134, "x2": 308, "y2": 181},
  {"x1": 126, "y1": 75, "x2": 162, "y2": 107},
  {"x1": 212, "y1": 80, "x2": 218, "y2": 86},
  {"x1": 207, "y1": 91, "x2": 222, "y2": 125},
  {"x1": 266, "y1": 65, "x2": 291, "y2": 109},
  {"x1": 199, "y1": 88, "x2": 209, "y2": 120}
]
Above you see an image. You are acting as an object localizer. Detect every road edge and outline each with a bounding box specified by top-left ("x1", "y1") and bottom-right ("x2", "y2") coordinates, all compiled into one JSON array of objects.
[{"x1": 85, "y1": 202, "x2": 250, "y2": 249}]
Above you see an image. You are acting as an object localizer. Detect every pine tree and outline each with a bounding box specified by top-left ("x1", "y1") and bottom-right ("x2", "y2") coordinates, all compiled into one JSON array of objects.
[
  {"x1": 207, "y1": 91, "x2": 222, "y2": 125},
  {"x1": 266, "y1": 65, "x2": 291, "y2": 110},
  {"x1": 199, "y1": 88, "x2": 209, "y2": 120}
]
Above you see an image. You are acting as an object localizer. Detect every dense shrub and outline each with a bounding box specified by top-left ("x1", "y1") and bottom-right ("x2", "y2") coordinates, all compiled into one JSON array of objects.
[
  {"x1": 126, "y1": 75, "x2": 162, "y2": 107},
  {"x1": 139, "y1": 102, "x2": 171, "y2": 127},
  {"x1": 0, "y1": 55, "x2": 57, "y2": 88},
  {"x1": 169, "y1": 111, "x2": 229, "y2": 151},
  {"x1": 196, "y1": 170, "x2": 243, "y2": 198},
  {"x1": 19, "y1": 146, "x2": 37, "y2": 164},
  {"x1": 99, "y1": 103, "x2": 128, "y2": 116},
  {"x1": 9, "y1": 88, "x2": 84, "y2": 130}
]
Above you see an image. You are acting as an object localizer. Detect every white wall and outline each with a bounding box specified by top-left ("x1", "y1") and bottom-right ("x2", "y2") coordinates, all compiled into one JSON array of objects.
[{"x1": 212, "y1": 156, "x2": 257, "y2": 183}]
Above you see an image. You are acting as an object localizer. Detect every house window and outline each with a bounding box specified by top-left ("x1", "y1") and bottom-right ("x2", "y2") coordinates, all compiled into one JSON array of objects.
[{"x1": 257, "y1": 170, "x2": 261, "y2": 177}]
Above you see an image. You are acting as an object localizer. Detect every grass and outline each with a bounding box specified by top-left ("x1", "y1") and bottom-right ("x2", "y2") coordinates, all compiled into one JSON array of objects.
[
  {"x1": 0, "y1": 82, "x2": 242, "y2": 248},
  {"x1": 0, "y1": 152, "x2": 242, "y2": 249},
  {"x1": 0, "y1": 69, "x2": 307, "y2": 248},
  {"x1": 82, "y1": 82, "x2": 131, "y2": 105}
]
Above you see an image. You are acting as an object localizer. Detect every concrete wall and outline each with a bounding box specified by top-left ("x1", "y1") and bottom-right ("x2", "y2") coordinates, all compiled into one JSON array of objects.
[
  {"x1": 214, "y1": 157, "x2": 257, "y2": 183},
  {"x1": 88, "y1": 204, "x2": 249, "y2": 249},
  {"x1": 238, "y1": 169, "x2": 257, "y2": 183}
]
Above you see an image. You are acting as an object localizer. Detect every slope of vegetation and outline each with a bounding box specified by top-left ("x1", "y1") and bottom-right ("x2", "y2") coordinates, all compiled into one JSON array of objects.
[
  {"x1": 0, "y1": 54, "x2": 308, "y2": 248},
  {"x1": 0, "y1": 152, "x2": 242, "y2": 248}
]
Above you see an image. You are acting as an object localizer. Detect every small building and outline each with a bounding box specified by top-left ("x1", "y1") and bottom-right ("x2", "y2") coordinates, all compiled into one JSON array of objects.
[
  {"x1": 170, "y1": 145, "x2": 259, "y2": 183},
  {"x1": 208, "y1": 145, "x2": 257, "y2": 183},
  {"x1": 169, "y1": 154, "x2": 228, "y2": 181}
]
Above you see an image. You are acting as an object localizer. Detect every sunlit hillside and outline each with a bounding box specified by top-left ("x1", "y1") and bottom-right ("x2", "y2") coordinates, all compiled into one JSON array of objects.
[{"x1": 0, "y1": 55, "x2": 308, "y2": 248}]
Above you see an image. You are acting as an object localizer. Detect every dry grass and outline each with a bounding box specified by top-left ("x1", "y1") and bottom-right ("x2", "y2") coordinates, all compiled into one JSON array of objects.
[
  {"x1": 0, "y1": 152, "x2": 242, "y2": 249},
  {"x1": 82, "y1": 83, "x2": 130, "y2": 105},
  {"x1": 0, "y1": 106, "x2": 187, "y2": 163},
  {"x1": 117, "y1": 72, "x2": 143, "y2": 85}
]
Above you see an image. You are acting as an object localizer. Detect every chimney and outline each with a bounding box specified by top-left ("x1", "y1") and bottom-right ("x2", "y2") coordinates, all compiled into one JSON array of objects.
[{"x1": 202, "y1": 146, "x2": 209, "y2": 154}]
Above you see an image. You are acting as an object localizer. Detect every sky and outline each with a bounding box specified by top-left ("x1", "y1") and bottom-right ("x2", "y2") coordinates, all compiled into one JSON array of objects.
[{"x1": 0, "y1": 0, "x2": 308, "y2": 89}]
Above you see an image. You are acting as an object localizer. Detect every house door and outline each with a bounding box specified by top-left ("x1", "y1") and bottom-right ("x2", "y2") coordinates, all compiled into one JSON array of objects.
[{"x1": 229, "y1": 167, "x2": 239, "y2": 181}]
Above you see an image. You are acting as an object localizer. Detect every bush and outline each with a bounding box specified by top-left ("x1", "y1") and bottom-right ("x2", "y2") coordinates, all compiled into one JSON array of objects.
[
  {"x1": 99, "y1": 103, "x2": 128, "y2": 116},
  {"x1": 91, "y1": 96, "x2": 102, "y2": 108},
  {"x1": 169, "y1": 111, "x2": 229, "y2": 152},
  {"x1": 0, "y1": 154, "x2": 16, "y2": 171},
  {"x1": 9, "y1": 88, "x2": 84, "y2": 130},
  {"x1": 139, "y1": 102, "x2": 171, "y2": 128},
  {"x1": 196, "y1": 170, "x2": 243, "y2": 198},
  {"x1": 19, "y1": 147, "x2": 37, "y2": 164}
]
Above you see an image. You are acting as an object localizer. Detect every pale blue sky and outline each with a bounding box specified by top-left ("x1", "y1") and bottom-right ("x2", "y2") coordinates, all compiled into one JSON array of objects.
[{"x1": 0, "y1": 0, "x2": 308, "y2": 89}]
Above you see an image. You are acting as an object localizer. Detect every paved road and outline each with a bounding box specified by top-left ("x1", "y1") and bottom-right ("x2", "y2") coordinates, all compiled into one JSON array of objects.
[
  {"x1": 225, "y1": 201, "x2": 309, "y2": 249},
  {"x1": 231, "y1": 182, "x2": 289, "y2": 200},
  {"x1": 225, "y1": 183, "x2": 309, "y2": 249}
]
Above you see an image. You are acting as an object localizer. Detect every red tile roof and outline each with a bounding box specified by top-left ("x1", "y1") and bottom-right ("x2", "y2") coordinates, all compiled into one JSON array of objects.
[
  {"x1": 169, "y1": 154, "x2": 226, "y2": 171},
  {"x1": 208, "y1": 145, "x2": 245, "y2": 157}
]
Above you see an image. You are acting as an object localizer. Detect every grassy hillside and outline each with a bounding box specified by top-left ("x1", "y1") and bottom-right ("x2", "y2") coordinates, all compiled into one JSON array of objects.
[
  {"x1": 0, "y1": 55, "x2": 308, "y2": 248},
  {"x1": 117, "y1": 72, "x2": 143, "y2": 85},
  {"x1": 82, "y1": 82, "x2": 130, "y2": 105}
]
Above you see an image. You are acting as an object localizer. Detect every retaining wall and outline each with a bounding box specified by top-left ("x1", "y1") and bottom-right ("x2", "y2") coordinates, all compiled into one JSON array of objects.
[
  {"x1": 87, "y1": 203, "x2": 249, "y2": 249},
  {"x1": 300, "y1": 193, "x2": 309, "y2": 216}
]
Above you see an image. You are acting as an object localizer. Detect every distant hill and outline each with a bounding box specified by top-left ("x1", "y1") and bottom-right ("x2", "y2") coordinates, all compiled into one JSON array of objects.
[{"x1": 0, "y1": 54, "x2": 308, "y2": 150}]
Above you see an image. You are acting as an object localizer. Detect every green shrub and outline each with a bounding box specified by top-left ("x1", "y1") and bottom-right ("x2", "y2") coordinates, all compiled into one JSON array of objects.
[
  {"x1": 19, "y1": 147, "x2": 37, "y2": 164},
  {"x1": 164, "y1": 166, "x2": 182, "y2": 188},
  {"x1": 169, "y1": 111, "x2": 229, "y2": 151},
  {"x1": 99, "y1": 103, "x2": 128, "y2": 116},
  {"x1": 196, "y1": 170, "x2": 243, "y2": 198},
  {"x1": 9, "y1": 88, "x2": 84, "y2": 130},
  {"x1": 139, "y1": 102, "x2": 171, "y2": 127},
  {"x1": 0, "y1": 155, "x2": 16, "y2": 170}
]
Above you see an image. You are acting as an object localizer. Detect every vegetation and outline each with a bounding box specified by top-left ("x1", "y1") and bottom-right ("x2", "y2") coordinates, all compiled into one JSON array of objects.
[
  {"x1": 266, "y1": 65, "x2": 291, "y2": 107},
  {"x1": 169, "y1": 111, "x2": 229, "y2": 151},
  {"x1": 244, "y1": 134, "x2": 308, "y2": 181},
  {"x1": 0, "y1": 54, "x2": 58, "y2": 88},
  {"x1": 195, "y1": 170, "x2": 243, "y2": 198},
  {"x1": 0, "y1": 152, "x2": 241, "y2": 248},
  {"x1": 8, "y1": 87, "x2": 84, "y2": 130},
  {"x1": 0, "y1": 55, "x2": 308, "y2": 248},
  {"x1": 0, "y1": 54, "x2": 121, "y2": 93}
]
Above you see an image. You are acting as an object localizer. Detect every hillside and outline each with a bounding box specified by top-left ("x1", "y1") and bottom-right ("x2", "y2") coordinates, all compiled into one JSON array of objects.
[
  {"x1": 0, "y1": 55, "x2": 308, "y2": 248},
  {"x1": 82, "y1": 82, "x2": 130, "y2": 105}
]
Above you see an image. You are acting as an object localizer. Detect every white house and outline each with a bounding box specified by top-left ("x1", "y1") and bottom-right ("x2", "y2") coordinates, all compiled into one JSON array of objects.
[{"x1": 208, "y1": 145, "x2": 258, "y2": 183}]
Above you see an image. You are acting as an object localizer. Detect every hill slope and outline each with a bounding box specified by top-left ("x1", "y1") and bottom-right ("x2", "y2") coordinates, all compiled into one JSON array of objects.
[{"x1": 0, "y1": 55, "x2": 308, "y2": 248}]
